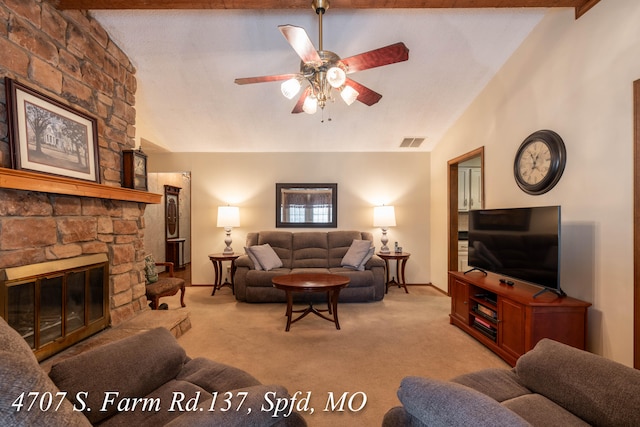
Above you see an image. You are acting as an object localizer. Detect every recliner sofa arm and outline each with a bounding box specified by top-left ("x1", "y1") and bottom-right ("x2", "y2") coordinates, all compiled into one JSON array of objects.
[
  {"x1": 235, "y1": 254, "x2": 254, "y2": 269},
  {"x1": 385, "y1": 376, "x2": 531, "y2": 427},
  {"x1": 49, "y1": 327, "x2": 187, "y2": 425},
  {"x1": 515, "y1": 339, "x2": 640, "y2": 427},
  {"x1": 365, "y1": 255, "x2": 385, "y2": 269}
]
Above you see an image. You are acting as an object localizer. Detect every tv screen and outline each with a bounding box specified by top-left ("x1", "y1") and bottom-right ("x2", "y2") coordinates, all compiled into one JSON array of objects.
[{"x1": 468, "y1": 206, "x2": 563, "y2": 296}]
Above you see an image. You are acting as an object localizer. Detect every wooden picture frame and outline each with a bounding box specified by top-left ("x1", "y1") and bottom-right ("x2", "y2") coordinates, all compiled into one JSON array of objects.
[
  {"x1": 276, "y1": 183, "x2": 337, "y2": 228},
  {"x1": 5, "y1": 78, "x2": 100, "y2": 183}
]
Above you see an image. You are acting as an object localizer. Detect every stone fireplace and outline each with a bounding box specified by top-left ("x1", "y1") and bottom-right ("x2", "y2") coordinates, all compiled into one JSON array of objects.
[
  {"x1": 0, "y1": 170, "x2": 161, "y2": 360},
  {"x1": 0, "y1": 1, "x2": 165, "y2": 358}
]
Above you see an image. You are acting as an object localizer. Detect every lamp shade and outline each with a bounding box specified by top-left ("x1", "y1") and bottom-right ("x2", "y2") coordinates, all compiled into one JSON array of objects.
[
  {"x1": 281, "y1": 78, "x2": 301, "y2": 99},
  {"x1": 373, "y1": 205, "x2": 396, "y2": 227},
  {"x1": 340, "y1": 85, "x2": 359, "y2": 106},
  {"x1": 327, "y1": 66, "x2": 346, "y2": 88},
  {"x1": 303, "y1": 95, "x2": 318, "y2": 114},
  {"x1": 217, "y1": 206, "x2": 240, "y2": 228}
]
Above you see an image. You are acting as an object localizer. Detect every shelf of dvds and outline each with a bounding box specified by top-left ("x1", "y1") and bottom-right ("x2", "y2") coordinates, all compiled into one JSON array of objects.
[{"x1": 449, "y1": 270, "x2": 591, "y2": 366}]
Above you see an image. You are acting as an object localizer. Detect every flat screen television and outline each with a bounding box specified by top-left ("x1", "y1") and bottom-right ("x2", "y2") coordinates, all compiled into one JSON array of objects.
[{"x1": 467, "y1": 206, "x2": 564, "y2": 297}]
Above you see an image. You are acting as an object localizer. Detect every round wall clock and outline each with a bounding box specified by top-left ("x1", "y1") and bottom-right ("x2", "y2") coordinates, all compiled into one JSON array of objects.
[{"x1": 513, "y1": 130, "x2": 566, "y2": 195}]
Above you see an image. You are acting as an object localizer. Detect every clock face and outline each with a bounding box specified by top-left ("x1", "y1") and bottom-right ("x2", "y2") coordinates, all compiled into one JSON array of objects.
[
  {"x1": 134, "y1": 155, "x2": 145, "y2": 175},
  {"x1": 516, "y1": 139, "x2": 551, "y2": 185},
  {"x1": 513, "y1": 130, "x2": 566, "y2": 195},
  {"x1": 123, "y1": 149, "x2": 147, "y2": 190}
]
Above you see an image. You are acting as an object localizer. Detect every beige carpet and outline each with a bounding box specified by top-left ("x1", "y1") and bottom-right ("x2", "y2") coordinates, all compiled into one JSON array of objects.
[{"x1": 167, "y1": 285, "x2": 509, "y2": 427}]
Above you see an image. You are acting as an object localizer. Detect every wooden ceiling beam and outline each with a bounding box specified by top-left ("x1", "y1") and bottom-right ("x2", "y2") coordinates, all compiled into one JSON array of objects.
[{"x1": 49, "y1": 0, "x2": 600, "y2": 18}]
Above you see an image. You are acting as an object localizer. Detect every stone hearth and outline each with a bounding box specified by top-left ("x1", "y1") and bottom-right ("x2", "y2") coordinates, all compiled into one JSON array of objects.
[{"x1": 40, "y1": 309, "x2": 191, "y2": 373}]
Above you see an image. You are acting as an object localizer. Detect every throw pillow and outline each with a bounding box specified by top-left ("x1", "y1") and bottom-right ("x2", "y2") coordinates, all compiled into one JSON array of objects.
[
  {"x1": 356, "y1": 246, "x2": 375, "y2": 271},
  {"x1": 144, "y1": 254, "x2": 158, "y2": 284},
  {"x1": 246, "y1": 244, "x2": 283, "y2": 271},
  {"x1": 244, "y1": 247, "x2": 264, "y2": 271},
  {"x1": 342, "y1": 240, "x2": 374, "y2": 271}
]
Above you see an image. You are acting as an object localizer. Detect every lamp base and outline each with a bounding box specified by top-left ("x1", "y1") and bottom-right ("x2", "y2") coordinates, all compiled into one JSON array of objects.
[
  {"x1": 379, "y1": 227, "x2": 390, "y2": 254},
  {"x1": 223, "y1": 227, "x2": 234, "y2": 255}
]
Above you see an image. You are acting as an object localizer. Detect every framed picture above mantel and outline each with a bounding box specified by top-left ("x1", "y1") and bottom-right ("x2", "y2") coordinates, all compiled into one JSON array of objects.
[{"x1": 5, "y1": 78, "x2": 100, "y2": 183}]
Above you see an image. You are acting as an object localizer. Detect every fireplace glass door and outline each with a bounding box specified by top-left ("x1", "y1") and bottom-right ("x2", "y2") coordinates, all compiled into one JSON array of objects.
[{"x1": 1, "y1": 254, "x2": 109, "y2": 361}]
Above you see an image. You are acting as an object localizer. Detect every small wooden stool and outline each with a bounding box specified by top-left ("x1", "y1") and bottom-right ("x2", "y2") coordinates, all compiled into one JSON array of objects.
[{"x1": 145, "y1": 261, "x2": 186, "y2": 309}]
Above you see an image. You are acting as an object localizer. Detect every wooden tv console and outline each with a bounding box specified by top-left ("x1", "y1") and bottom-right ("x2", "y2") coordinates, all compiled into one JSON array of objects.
[{"x1": 448, "y1": 270, "x2": 591, "y2": 367}]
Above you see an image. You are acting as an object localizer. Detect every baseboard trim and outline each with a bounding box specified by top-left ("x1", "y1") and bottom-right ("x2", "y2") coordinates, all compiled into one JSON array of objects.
[{"x1": 405, "y1": 283, "x2": 448, "y2": 296}]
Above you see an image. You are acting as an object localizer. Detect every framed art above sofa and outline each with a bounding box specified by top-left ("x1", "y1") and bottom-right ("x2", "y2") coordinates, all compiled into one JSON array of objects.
[{"x1": 276, "y1": 183, "x2": 337, "y2": 228}]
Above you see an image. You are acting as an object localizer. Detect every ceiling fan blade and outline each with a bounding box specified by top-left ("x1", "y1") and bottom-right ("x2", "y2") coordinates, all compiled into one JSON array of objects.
[
  {"x1": 291, "y1": 87, "x2": 312, "y2": 114},
  {"x1": 235, "y1": 74, "x2": 297, "y2": 85},
  {"x1": 279, "y1": 25, "x2": 321, "y2": 64},
  {"x1": 341, "y1": 42, "x2": 409, "y2": 74},
  {"x1": 345, "y1": 78, "x2": 382, "y2": 106}
]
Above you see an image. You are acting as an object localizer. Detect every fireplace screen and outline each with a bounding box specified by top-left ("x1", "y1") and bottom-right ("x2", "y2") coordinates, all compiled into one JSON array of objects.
[{"x1": 1, "y1": 254, "x2": 109, "y2": 361}]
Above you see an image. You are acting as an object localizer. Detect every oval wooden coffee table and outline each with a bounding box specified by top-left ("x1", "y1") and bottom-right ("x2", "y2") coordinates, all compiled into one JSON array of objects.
[{"x1": 272, "y1": 273, "x2": 350, "y2": 332}]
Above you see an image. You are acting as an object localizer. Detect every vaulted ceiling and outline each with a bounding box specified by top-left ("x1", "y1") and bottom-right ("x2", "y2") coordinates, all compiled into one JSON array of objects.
[{"x1": 51, "y1": 0, "x2": 600, "y2": 152}]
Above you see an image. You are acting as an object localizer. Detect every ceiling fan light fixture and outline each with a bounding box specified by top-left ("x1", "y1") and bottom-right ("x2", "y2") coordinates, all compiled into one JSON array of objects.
[
  {"x1": 340, "y1": 85, "x2": 359, "y2": 106},
  {"x1": 234, "y1": 0, "x2": 409, "y2": 117},
  {"x1": 326, "y1": 66, "x2": 346, "y2": 88},
  {"x1": 303, "y1": 95, "x2": 318, "y2": 114},
  {"x1": 281, "y1": 77, "x2": 301, "y2": 99}
]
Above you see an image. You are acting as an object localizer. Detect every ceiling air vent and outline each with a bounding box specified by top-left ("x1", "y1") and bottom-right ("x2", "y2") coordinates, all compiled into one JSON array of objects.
[{"x1": 400, "y1": 137, "x2": 425, "y2": 148}]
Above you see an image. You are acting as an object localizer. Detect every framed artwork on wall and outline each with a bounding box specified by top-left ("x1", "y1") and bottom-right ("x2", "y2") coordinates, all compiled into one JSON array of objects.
[
  {"x1": 276, "y1": 183, "x2": 337, "y2": 228},
  {"x1": 5, "y1": 77, "x2": 100, "y2": 183}
]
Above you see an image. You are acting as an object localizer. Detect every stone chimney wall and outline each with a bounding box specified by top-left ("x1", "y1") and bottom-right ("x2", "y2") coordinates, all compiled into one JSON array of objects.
[{"x1": 0, "y1": 1, "x2": 147, "y2": 325}]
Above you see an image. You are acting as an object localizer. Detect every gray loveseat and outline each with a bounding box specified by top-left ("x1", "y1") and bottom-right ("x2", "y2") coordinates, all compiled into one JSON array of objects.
[
  {"x1": 382, "y1": 338, "x2": 640, "y2": 426},
  {"x1": 234, "y1": 230, "x2": 386, "y2": 303},
  {"x1": 0, "y1": 316, "x2": 306, "y2": 426}
]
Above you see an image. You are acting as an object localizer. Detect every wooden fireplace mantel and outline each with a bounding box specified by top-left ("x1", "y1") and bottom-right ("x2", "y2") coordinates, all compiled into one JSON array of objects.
[{"x1": 0, "y1": 167, "x2": 162, "y2": 204}]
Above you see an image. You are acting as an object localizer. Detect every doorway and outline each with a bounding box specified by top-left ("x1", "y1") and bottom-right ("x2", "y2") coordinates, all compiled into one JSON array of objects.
[
  {"x1": 447, "y1": 147, "x2": 485, "y2": 287},
  {"x1": 144, "y1": 172, "x2": 192, "y2": 269}
]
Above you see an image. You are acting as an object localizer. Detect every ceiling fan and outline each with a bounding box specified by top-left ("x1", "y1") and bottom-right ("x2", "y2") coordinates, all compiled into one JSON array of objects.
[{"x1": 234, "y1": 0, "x2": 409, "y2": 115}]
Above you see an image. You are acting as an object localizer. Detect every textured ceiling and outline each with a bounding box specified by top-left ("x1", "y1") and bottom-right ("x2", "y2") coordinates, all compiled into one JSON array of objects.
[{"x1": 92, "y1": 8, "x2": 548, "y2": 152}]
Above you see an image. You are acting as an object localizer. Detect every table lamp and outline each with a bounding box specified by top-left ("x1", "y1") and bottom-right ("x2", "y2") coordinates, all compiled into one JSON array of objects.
[
  {"x1": 217, "y1": 206, "x2": 240, "y2": 254},
  {"x1": 373, "y1": 205, "x2": 396, "y2": 254}
]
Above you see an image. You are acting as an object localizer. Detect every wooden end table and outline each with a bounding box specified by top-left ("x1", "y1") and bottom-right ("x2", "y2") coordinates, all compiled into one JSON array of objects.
[
  {"x1": 272, "y1": 273, "x2": 350, "y2": 332},
  {"x1": 208, "y1": 253, "x2": 240, "y2": 296},
  {"x1": 377, "y1": 252, "x2": 411, "y2": 293}
]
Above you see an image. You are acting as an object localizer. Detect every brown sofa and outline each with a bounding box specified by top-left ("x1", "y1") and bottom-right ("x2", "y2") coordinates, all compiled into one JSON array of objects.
[
  {"x1": 234, "y1": 230, "x2": 386, "y2": 303},
  {"x1": 382, "y1": 339, "x2": 640, "y2": 426},
  {"x1": 0, "y1": 316, "x2": 306, "y2": 426}
]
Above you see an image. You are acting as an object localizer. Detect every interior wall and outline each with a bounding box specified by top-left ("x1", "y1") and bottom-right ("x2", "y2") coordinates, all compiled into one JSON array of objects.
[
  {"x1": 144, "y1": 172, "x2": 192, "y2": 265},
  {"x1": 149, "y1": 152, "x2": 430, "y2": 287},
  {"x1": 430, "y1": 0, "x2": 640, "y2": 365}
]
